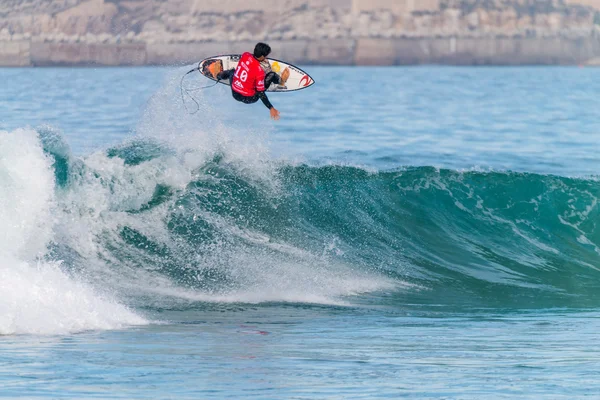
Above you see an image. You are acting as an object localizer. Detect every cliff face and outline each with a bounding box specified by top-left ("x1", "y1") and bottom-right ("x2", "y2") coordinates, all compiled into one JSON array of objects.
[{"x1": 1, "y1": 0, "x2": 600, "y2": 66}]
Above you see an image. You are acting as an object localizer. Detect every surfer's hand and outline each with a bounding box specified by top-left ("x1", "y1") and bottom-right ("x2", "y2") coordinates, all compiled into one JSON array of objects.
[{"x1": 270, "y1": 108, "x2": 280, "y2": 120}]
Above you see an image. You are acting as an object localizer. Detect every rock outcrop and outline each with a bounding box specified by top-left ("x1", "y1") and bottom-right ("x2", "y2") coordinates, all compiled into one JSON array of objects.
[{"x1": 1, "y1": 0, "x2": 600, "y2": 65}]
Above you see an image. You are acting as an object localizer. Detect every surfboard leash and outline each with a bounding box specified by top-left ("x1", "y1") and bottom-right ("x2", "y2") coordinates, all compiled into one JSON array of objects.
[{"x1": 180, "y1": 62, "x2": 221, "y2": 114}]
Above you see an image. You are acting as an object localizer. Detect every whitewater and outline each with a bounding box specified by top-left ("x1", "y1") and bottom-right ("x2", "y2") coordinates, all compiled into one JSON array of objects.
[{"x1": 1, "y1": 66, "x2": 600, "y2": 398}]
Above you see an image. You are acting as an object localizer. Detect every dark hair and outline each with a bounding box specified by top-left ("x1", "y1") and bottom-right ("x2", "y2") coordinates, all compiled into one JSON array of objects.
[{"x1": 253, "y1": 42, "x2": 271, "y2": 58}]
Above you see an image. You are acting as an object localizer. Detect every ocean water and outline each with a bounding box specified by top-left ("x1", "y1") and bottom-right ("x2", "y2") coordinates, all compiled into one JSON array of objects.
[{"x1": 1, "y1": 66, "x2": 600, "y2": 398}]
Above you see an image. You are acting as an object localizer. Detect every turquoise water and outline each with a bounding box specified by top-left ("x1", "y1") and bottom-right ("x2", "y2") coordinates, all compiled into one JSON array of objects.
[{"x1": 1, "y1": 66, "x2": 600, "y2": 398}]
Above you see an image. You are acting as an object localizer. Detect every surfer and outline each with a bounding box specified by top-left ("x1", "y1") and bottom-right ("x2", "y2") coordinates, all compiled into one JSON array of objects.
[{"x1": 207, "y1": 43, "x2": 290, "y2": 120}]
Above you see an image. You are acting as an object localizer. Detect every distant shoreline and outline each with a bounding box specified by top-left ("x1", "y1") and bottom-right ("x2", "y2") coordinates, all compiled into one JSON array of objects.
[
  {"x1": 4, "y1": 0, "x2": 600, "y2": 67},
  {"x1": 2, "y1": 37, "x2": 600, "y2": 67}
]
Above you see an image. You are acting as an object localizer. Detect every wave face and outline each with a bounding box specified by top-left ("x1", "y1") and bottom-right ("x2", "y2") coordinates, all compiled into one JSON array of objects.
[
  {"x1": 3, "y1": 119, "x2": 600, "y2": 336},
  {"x1": 32, "y1": 123, "x2": 600, "y2": 311}
]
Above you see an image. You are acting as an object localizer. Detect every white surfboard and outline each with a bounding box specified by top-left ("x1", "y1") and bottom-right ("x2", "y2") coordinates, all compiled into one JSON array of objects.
[{"x1": 198, "y1": 54, "x2": 315, "y2": 92}]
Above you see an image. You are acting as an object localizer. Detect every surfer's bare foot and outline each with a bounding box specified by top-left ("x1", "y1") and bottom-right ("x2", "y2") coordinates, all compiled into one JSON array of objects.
[
  {"x1": 280, "y1": 68, "x2": 290, "y2": 85},
  {"x1": 208, "y1": 61, "x2": 222, "y2": 79}
]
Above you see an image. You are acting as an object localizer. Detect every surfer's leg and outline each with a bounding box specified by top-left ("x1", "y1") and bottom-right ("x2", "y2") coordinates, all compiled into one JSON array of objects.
[
  {"x1": 264, "y1": 72, "x2": 280, "y2": 89},
  {"x1": 264, "y1": 69, "x2": 290, "y2": 89},
  {"x1": 217, "y1": 69, "x2": 234, "y2": 81},
  {"x1": 205, "y1": 60, "x2": 225, "y2": 79},
  {"x1": 232, "y1": 90, "x2": 260, "y2": 104}
]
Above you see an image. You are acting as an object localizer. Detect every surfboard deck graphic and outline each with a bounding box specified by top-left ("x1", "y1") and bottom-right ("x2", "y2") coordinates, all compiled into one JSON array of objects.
[{"x1": 199, "y1": 55, "x2": 315, "y2": 92}]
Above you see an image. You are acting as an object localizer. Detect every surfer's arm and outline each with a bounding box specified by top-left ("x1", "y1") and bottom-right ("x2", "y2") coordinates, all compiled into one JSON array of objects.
[
  {"x1": 257, "y1": 91, "x2": 279, "y2": 120},
  {"x1": 257, "y1": 90, "x2": 273, "y2": 110},
  {"x1": 255, "y1": 72, "x2": 273, "y2": 109},
  {"x1": 256, "y1": 92, "x2": 279, "y2": 120},
  {"x1": 256, "y1": 73, "x2": 279, "y2": 119}
]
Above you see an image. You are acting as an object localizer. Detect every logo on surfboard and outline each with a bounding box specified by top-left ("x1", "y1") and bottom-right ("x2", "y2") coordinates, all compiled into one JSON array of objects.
[{"x1": 300, "y1": 75, "x2": 312, "y2": 87}]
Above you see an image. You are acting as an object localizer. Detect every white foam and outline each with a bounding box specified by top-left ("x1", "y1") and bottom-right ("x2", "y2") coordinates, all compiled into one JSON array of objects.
[
  {"x1": 0, "y1": 258, "x2": 146, "y2": 335},
  {"x1": 0, "y1": 128, "x2": 147, "y2": 335},
  {"x1": 121, "y1": 255, "x2": 400, "y2": 307},
  {"x1": 0, "y1": 128, "x2": 55, "y2": 259}
]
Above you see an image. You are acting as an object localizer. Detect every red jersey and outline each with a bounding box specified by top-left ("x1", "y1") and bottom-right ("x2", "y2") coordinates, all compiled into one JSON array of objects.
[{"x1": 231, "y1": 52, "x2": 266, "y2": 97}]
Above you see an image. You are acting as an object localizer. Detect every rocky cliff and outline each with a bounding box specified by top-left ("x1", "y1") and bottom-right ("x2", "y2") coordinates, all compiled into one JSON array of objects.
[{"x1": 2, "y1": 0, "x2": 600, "y2": 66}]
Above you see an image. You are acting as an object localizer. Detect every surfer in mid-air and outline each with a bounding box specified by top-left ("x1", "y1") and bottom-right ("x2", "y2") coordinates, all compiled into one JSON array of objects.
[{"x1": 205, "y1": 43, "x2": 290, "y2": 120}]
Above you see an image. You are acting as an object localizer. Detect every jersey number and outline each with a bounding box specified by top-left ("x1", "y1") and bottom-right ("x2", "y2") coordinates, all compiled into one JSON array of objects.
[{"x1": 234, "y1": 65, "x2": 248, "y2": 82}]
